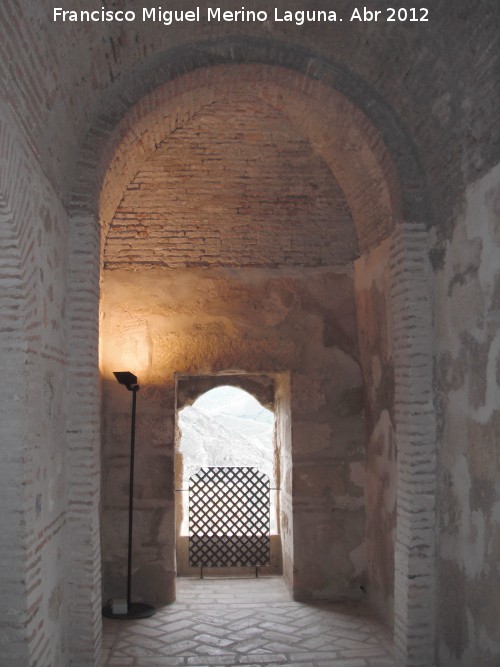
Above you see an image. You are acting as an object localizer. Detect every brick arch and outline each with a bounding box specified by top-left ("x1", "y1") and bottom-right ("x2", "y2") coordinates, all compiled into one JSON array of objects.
[
  {"x1": 97, "y1": 65, "x2": 402, "y2": 261},
  {"x1": 104, "y1": 88, "x2": 358, "y2": 269},
  {"x1": 67, "y1": 41, "x2": 436, "y2": 667},
  {"x1": 71, "y1": 37, "x2": 426, "y2": 227}
]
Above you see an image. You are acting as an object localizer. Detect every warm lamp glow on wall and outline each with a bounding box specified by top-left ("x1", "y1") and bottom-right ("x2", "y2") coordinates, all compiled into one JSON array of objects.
[
  {"x1": 99, "y1": 320, "x2": 151, "y2": 381},
  {"x1": 102, "y1": 371, "x2": 155, "y2": 620}
]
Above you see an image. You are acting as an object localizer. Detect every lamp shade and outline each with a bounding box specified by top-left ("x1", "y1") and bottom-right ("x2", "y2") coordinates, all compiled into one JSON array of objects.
[{"x1": 113, "y1": 371, "x2": 138, "y2": 389}]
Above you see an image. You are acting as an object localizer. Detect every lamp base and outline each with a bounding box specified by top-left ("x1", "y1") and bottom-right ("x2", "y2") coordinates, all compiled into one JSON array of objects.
[{"x1": 102, "y1": 601, "x2": 156, "y2": 619}]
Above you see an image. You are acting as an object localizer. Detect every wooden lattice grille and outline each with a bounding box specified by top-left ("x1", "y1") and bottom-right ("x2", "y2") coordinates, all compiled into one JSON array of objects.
[{"x1": 189, "y1": 467, "x2": 270, "y2": 567}]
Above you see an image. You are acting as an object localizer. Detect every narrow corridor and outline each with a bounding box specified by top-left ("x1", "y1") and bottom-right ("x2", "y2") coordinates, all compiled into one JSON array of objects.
[{"x1": 102, "y1": 577, "x2": 396, "y2": 666}]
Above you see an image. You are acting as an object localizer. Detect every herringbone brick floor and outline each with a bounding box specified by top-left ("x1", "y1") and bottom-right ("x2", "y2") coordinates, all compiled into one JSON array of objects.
[{"x1": 102, "y1": 577, "x2": 396, "y2": 666}]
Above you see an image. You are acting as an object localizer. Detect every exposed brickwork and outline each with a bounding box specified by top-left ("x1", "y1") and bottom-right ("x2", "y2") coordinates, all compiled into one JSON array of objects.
[
  {"x1": 97, "y1": 66, "x2": 400, "y2": 263},
  {"x1": 390, "y1": 224, "x2": 437, "y2": 667},
  {"x1": 106, "y1": 94, "x2": 355, "y2": 269},
  {"x1": 0, "y1": 197, "x2": 30, "y2": 667},
  {"x1": 65, "y1": 207, "x2": 102, "y2": 667},
  {"x1": 2, "y1": 4, "x2": 497, "y2": 232},
  {"x1": 0, "y1": 99, "x2": 70, "y2": 667}
]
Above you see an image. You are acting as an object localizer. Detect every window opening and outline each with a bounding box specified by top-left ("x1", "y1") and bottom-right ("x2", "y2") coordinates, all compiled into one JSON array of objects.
[{"x1": 177, "y1": 385, "x2": 278, "y2": 537}]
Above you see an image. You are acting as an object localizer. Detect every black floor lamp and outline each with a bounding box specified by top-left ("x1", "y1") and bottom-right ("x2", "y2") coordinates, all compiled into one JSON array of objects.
[{"x1": 102, "y1": 371, "x2": 155, "y2": 620}]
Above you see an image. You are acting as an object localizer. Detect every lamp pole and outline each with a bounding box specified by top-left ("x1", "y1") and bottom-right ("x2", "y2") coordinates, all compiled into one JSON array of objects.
[
  {"x1": 127, "y1": 381, "x2": 138, "y2": 610},
  {"x1": 102, "y1": 371, "x2": 155, "y2": 620}
]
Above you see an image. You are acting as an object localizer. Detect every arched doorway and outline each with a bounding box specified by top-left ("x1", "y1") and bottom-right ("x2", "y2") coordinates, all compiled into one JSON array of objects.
[{"x1": 70, "y1": 45, "x2": 434, "y2": 666}]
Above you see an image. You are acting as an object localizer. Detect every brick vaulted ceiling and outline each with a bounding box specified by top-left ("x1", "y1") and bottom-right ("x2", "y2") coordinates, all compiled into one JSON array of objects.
[{"x1": 103, "y1": 93, "x2": 357, "y2": 270}]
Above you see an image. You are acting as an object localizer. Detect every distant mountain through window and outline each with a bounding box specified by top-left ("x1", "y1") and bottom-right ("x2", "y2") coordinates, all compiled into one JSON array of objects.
[{"x1": 178, "y1": 385, "x2": 276, "y2": 535}]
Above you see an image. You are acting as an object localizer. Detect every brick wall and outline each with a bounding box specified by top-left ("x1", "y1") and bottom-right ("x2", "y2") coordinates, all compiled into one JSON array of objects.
[
  {"x1": 0, "y1": 185, "x2": 30, "y2": 667},
  {"x1": 105, "y1": 93, "x2": 356, "y2": 269},
  {"x1": 0, "y1": 98, "x2": 70, "y2": 666},
  {"x1": 1, "y1": 2, "x2": 497, "y2": 224},
  {"x1": 390, "y1": 224, "x2": 437, "y2": 667},
  {"x1": 97, "y1": 66, "x2": 400, "y2": 264}
]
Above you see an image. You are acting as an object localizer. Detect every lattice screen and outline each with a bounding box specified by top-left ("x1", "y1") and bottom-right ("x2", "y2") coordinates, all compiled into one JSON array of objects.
[{"x1": 189, "y1": 467, "x2": 270, "y2": 568}]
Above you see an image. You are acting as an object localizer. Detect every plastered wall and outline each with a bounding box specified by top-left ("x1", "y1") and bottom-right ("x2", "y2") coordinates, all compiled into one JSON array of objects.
[
  {"x1": 99, "y1": 266, "x2": 366, "y2": 605},
  {"x1": 434, "y1": 163, "x2": 500, "y2": 667},
  {"x1": 275, "y1": 373, "x2": 294, "y2": 590},
  {"x1": 355, "y1": 238, "x2": 396, "y2": 625}
]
